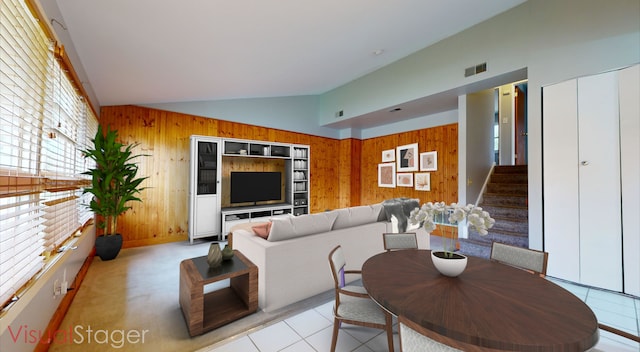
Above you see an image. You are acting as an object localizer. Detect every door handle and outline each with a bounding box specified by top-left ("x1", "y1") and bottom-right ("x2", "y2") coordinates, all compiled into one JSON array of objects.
[{"x1": 581, "y1": 161, "x2": 589, "y2": 166}]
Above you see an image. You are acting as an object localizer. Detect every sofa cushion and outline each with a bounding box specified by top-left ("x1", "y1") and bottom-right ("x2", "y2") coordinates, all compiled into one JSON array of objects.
[
  {"x1": 268, "y1": 211, "x2": 338, "y2": 242},
  {"x1": 332, "y1": 203, "x2": 384, "y2": 230}
]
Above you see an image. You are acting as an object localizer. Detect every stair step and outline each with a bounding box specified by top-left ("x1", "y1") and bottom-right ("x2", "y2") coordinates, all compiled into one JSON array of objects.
[
  {"x1": 493, "y1": 165, "x2": 528, "y2": 174},
  {"x1": 487, "y1": 183, "x2": 528, "y2": 195},
  {"x1": 460, "y1": 233, "x2": 530, "y2": 259},
  {"x1": 468, "y1": 164, "x2": 530, "y2": 260},
  {"x1": 468, "y1": 229, "x2": 529, "y2": 247},
  {"x1": 490, "y1": 173, "x2": 528, "y2": 184},
  {"x1": 491, "y1": 217, "x2": 528, "y2": 233},
  {"x1": 483, "y1": 193, "x2": 528, "y2": 207},
  {"x1": 459, "y1": 239, "x2": 492, "y2": 259},
  {"x1": 480, "y1": 205, "x2": 528, "y2": 220}
]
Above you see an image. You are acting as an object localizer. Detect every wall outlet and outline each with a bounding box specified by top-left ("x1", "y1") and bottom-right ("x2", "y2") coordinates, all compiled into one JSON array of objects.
[{"x1": 54, "y1": 279, "x2": 61, "y2": 296}]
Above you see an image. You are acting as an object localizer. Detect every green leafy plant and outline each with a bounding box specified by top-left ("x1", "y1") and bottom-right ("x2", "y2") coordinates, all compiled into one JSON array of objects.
[{"x1": 82, "y1": 125, "x2": 148, "y2": 236}]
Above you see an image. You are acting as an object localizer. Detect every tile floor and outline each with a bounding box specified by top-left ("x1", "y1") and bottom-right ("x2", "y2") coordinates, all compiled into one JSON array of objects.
[{"x1": 203, "y1": 275, "x2": 640, "y2": 352}]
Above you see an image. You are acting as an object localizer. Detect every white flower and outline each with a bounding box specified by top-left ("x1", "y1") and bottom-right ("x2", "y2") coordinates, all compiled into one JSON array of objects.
[
  {"x1": 409, "y1": 202, "x2": 495, "y2": 253},
  {"x1": 449, "y1": 207, "x2": 466, "y2": 223}
]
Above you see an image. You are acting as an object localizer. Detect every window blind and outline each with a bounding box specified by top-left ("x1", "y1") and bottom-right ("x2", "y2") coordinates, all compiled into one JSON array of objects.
[
  {"x1": 0, "y1": 0, "x2": 49, "y2": 179},
  {"x1": 1, "y1": 0, "x2": 97, "y2": 308},
  {"x1": 41, "y1": 51, "x2": 82, "y2": 180},
  {"x1": 0, "y1": 195, "x2": 45, "y2": 306},
  {"x1": 0, "y1": 0, "x2": 50, "y2": 307}
]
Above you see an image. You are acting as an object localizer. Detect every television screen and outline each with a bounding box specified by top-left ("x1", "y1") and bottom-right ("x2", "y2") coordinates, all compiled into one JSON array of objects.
[{"x1": 230, "y1": 171, "x2": 282, "y2": 204}]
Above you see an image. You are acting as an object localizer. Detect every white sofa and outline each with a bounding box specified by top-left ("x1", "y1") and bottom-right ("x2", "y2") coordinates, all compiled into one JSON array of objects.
[{"x1": 231, "y1": 203, "x2": 430, "y2": 312}]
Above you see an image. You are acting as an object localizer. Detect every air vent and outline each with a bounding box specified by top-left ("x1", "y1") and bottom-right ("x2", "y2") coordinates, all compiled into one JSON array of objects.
[
  {"x1": 465, "y1": 66, "x2": 476, "y2": 77},
  {"x1": 464, "y1": 62, "x2": 487, "y2": 77}
]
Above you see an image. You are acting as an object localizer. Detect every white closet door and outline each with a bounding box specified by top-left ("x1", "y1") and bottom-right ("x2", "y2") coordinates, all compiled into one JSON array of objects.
[
  {"x1": 542, "y1": 79, "x2": 580, "y2": 282},
  {"x1": 577, "y1": 71, "x2": 622, "y2": 291},
  {"x1": 619, "y1": 64, "x2": 640, "y2": 296}
]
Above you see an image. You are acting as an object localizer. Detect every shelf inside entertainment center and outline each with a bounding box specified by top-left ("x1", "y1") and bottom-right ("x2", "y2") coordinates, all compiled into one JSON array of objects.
[
  {"x1": 220, "y1": 139, "x2": 310, "y2": 240},
  {"x1": 221, "y1": 203, "x2": 293, "y2": 236}
]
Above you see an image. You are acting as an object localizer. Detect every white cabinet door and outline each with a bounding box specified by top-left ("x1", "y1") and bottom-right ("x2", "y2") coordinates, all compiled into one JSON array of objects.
[
  {"x1": 619, "y1": 64, "x2": 640, "y2": 296},
  {"x1": 577, "y1": 72, "x2": 622, "y2": 291},
  {"x1": 189, "y1": 136, "x2": 221, "y2": 243},
  {"x1": 543, "y1": 70, "x2": 624, "y2": 291},
  {"x1": 195, "y1": 195, "x2": 219, "y2": 235},
  {"x1": 543, "y1": 79, "x2": 581, "y2": 282}
]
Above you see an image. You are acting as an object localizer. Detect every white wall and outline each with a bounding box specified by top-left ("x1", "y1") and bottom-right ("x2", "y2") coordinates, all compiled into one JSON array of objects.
[
  {"x1": 145, "y1": 0, "x2": 640, "y2": 251},
  {"x1": 0, "y1": 225, "x2": 95, "y2": 352},
  {"x1": 144, "y1": 95, "x2": 340, "y2": 139},
  {"x1": 321, "y1": 0, "x2": 640, "y2": 250},
  {"x1": 358, "y1": 109, "x2": 458, "y2": 140},
  {"x1": 464, "y1": 89, "x2": 496, "y2": 205}
]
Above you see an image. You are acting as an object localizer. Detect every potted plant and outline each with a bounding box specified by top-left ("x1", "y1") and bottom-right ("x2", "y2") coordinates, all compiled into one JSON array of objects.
[
  {"x1": 82, "y1": 125, "x2": 148, "y2": 260},
  {"x1": 409, "y1": 202, "x2": 494, "y2": 276}
]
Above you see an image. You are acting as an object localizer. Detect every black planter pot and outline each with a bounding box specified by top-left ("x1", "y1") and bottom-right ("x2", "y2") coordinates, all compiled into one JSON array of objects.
[{"x1": 95, "y1": 234, "x2": 123, "y2": 261}]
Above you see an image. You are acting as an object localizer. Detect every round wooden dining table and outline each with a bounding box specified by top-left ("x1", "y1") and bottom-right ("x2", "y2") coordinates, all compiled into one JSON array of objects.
[{"x1": 362, "y1": 250, "x2": 599, "y2": 352}]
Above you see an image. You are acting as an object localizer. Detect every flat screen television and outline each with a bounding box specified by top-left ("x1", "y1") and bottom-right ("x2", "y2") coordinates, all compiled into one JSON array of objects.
[{"x1": 230, "y1": 171, "x2": 282, "y2": 204}]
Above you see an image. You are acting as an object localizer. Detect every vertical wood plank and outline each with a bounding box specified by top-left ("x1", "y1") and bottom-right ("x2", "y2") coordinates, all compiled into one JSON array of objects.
[{"x1": 99, "y1": 105, "x2": 458, "y2": 247}]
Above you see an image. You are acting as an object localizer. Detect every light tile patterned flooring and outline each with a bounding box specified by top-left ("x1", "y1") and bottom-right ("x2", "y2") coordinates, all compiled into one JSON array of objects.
[{"x1": 204, "y1": 273, "x2": 640, "y2": 352}]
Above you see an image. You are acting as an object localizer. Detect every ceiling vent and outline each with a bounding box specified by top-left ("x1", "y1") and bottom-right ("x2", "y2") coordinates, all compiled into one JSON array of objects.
[{"x1": 465, "y1": 62, "x2": 487, "y2": 77}]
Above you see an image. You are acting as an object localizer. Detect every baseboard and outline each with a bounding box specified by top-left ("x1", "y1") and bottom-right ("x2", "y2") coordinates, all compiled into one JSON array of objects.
[{"x1": 123, "y1": 235, "x2": 188, "y2": 248}]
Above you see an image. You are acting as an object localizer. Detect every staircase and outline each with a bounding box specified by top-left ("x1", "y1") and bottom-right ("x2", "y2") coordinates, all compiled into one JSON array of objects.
[{"x1": 459, "y1": 165, "x2": 528, "y2": 259}]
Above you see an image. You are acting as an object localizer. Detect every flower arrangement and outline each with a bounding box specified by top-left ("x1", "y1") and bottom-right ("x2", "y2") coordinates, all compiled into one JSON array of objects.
[{"x1": 409, "y1": 202, "x2": 495, "y2": 258}]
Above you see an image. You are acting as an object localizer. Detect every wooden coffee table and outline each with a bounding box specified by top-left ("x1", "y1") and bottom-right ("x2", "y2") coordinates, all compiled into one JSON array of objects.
[{"x1": 179, "y1": 250, "x2": 258, "y2": 336}]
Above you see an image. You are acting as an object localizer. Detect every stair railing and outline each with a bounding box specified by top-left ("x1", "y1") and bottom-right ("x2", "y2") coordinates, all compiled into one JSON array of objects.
[{"x1": 475, "y1": 162, "x2": 496, "y2": 207}]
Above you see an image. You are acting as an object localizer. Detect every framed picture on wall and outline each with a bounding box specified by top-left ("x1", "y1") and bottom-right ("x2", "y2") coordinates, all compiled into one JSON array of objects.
[
  {"x1": 378, "y1": 163, "x2": 396, "y2": 188},
  {"x1": 396, "y1": 143, "x2": 418, "y2": 172},
  {"x1": 420, "y1": 151, "x2": 437, "y2": 171},
  {"x1": 414, "y1": 173, "x2": 431, "y2": 191},
  {"x1": 382, "y1": 149, "x2": 395, "y2": 162},
  {"x1": 397, "y1": 173, "x2": 413, "y2": 187}
]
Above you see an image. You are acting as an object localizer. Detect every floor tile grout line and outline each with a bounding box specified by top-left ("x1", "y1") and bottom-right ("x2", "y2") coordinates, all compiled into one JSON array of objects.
[
  {"x1": 213, "y1": 275, "x2": 639, "y2": 352},
  {"x1": 281, "y1": 318, "x2": 307, "y2": 351}
]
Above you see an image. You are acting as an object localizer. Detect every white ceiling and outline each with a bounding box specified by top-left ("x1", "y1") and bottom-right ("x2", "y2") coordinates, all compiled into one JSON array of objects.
[{"x1": 44, "y1": 0, "x2": 525, "y2": 110}]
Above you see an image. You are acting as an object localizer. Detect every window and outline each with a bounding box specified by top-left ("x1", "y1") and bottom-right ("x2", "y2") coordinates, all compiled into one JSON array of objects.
[{"x1": 0, "y1": 0, "x2": 97, "y2": 308}]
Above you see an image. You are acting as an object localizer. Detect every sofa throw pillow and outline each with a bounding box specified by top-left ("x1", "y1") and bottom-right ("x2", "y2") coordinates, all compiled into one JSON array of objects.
[
  {"x1": 332, "y1": 204, "x2": 384, "y2": 230},
  {"x1": 251, "y1": 222, "x2": 271, "y2": 239},
  {"x1": 268, "y1": 211, "x2": 338, "y2": 242}
]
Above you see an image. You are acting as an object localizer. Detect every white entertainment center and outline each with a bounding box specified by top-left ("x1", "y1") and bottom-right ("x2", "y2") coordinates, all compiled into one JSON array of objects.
[{"x1": 188, "y1": 136, "x2": 309, "y2": 243}]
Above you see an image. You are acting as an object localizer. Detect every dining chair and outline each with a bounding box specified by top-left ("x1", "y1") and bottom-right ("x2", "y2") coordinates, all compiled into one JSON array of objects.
[
  {"x1": 598, "y1": 323, "x2": 640, "y2": 342},
  {"x1": 328, "y1": 245, "x2": 395, "y2": 352},
  {"x1": 398, "y1": 315, "x2": 462, "y2": 352},
  {"x1": 490, "y1": 241, "x2": 549, "y2": 276},
  {"x1": 383, "y1": 232, "x2": 418, "y2": 251},
  {"x1": 587, "y1": 323, "x2": 640, "y2": 351}
]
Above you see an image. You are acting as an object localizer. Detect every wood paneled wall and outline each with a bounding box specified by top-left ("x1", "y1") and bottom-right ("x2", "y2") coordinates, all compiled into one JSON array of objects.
[
  {"x1": 359, "y1": 124, "x2": 458, "y2": 206},
  {"x1": 99, "y1": 105, "x2": 457, "y2": 247}
]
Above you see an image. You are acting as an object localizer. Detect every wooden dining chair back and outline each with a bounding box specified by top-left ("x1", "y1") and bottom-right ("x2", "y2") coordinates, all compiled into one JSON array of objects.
[
  {"x1": 328, "y1": 245, "x2": 395, "y2": 352},
  {"x1": 383, "y1": 232, "x2": 418, "y2": 251},
  {"x1": 398, "y1": 315, "x2": 462, "y2": 352},
  {"x1": 490, "y1": 242, "x2": 549, "y2": 276},
  {"x1": 598, "y1": 323, "x2": 640, "y2": 343}
]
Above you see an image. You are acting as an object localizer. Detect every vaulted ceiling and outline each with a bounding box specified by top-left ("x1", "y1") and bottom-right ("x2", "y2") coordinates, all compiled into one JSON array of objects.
[{"x1": 42, "y1": 0, "x2": 525, "y2": 110}]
